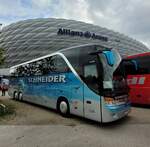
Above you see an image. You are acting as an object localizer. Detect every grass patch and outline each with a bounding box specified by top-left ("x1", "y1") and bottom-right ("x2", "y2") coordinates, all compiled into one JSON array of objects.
[{"x1": 0, "y1": 100, "x2": 15, "y2": 117}]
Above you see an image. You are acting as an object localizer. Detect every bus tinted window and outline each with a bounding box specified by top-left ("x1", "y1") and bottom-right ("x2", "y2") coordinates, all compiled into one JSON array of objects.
[
  {"x1": 124, "y1": 56, "x2": 150, "y2": 75},
  {"x1": 122, "y1": 60, "x2": 137, "y2": 75},
  {"x1": 84, "y1": 63, "x2": 99, "y2": 93},
  {"x1": 13, "y1": 55, "x2": 70, "y2": 76},
  {"x1": 136, "y1": 56, "x2": 150, "y2": 74},
  {"x1": 62, "y1": 46, "x2": 102, "y2": 94},
  {"x1": 62, "y1": 47, "x2": 82, "y2": 76},
  {"x1": 62, "y1": 46, "x2": 97, "y2": 78},
  {"x1": 50, "y1": 55, "x2": 70, "y2": 73}
]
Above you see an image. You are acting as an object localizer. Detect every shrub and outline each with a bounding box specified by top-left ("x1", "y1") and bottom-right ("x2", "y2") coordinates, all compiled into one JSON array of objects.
[{"x1": 0, "y1": 103, "x2": 15, "y2": 116}]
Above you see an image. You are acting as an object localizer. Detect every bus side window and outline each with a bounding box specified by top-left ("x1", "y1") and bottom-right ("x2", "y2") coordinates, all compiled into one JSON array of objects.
[
  {"x1": 123, "y1": 60, "x2": 137, "y2": 75},
  {"x1": 12, "y1": 55, "x2": 71, "y2": 77},
  {"x1": 49, "y1": 55, "x2": 70, "y2": 73},
  {"x1": 124, "y1": 56, "x2": 150, "y2": 75},
  {"x1": 11, "y1": 67, "x2": 18, "y2": 77},
  {"x1": 16, "y1": 65, "x2": 27, "y2": 77},
  {"x1": 136, "y1": 56, "x2": 150, "y2": 74},
  {"x1": 83, "y1": 63, "x2": 99, "y2": 93}
]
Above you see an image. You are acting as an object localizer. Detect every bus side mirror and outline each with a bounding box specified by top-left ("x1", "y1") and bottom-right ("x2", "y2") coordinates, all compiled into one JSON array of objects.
[
  {"x1": 103, "y1": 51, "x2": 115, "y2": 66},
  {"x1": 10, "y1": 68, "x2": 16, "y2": 75}
]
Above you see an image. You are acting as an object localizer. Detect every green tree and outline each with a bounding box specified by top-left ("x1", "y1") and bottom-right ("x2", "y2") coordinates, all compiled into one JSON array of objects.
[{"x1": 0, "y1": 48, "x2": 5, "y2": 66}]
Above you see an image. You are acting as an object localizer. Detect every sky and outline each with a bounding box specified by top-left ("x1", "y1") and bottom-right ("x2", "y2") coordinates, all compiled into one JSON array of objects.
[{"x1": 0, "y1": 0, "x2": 150, "y2": 48}]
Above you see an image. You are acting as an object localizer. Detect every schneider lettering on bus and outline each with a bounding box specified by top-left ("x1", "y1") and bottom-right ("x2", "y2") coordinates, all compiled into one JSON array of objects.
[{"x1": 28, "y1": 75, "x2": 66, "y2": 83}]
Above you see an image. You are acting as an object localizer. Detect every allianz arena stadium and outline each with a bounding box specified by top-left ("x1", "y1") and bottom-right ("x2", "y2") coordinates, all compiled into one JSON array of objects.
[{"x1": 0, "y1": 18, "x2": 149, "y2": 67}]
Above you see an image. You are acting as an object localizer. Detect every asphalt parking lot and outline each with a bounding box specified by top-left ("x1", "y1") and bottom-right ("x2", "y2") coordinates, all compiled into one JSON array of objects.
[{"x1": 0, "y1": 96, "x2": 150, "y2": 147}]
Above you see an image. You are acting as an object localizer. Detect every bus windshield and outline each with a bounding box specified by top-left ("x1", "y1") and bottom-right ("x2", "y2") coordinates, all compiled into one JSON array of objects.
[
  {"x1": 61, "y1": 45, "x2": 129, "y2": 97},
  {"x1": 123, "y1": 56, "x2": 150, "y2": 75},
  {"x1": 99, "y1": 49, "x2": 128, "y2": 96}
]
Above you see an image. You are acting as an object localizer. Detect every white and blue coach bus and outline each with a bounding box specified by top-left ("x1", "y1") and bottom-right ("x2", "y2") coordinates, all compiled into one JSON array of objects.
[{"x1": 8, "y1": 44, "x2": 130, "y2": 123}]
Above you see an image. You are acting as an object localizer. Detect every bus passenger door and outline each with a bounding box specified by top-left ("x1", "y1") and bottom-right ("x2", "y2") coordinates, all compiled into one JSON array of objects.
[
  {"x1": 83, "y1": 63, "x2": 102, "y2": 122},
  {"x1": 70, "y1": 73, "x2": 84, "y2": 117}
]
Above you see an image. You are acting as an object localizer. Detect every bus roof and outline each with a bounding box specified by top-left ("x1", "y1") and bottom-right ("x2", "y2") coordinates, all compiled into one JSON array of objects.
[{"x1": 127, "y1": 52, "x2": 150, "y2": 59}]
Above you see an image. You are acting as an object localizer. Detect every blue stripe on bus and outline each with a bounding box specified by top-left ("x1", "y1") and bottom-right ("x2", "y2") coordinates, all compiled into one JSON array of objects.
[{"x1": 10, "y1": 72, "x2": 101, "y2": 102}]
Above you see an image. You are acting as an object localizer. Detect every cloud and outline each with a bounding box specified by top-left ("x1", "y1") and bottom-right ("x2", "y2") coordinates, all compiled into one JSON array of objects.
[
  {"x1": 85, "y1": 0, "x2": 150, "y2": 48},
  {"x1": 119, "y1": 0, "x2": 150, "y2": 48},
  {"x1": 0, "y1": 0, "x2": 149, "y2": 48},
  {"x1": 0, "y1": 0, "x2": 27, "y2": 17},
  {"x1": 31, "y1": 0, "x2": 54, "y2": 9},
  {"x1": 0, "y1": 0, "x2": 54, "y2": 24},
  {"x1": 51, "y1": 0, "x2": 93, "y2": 23}
]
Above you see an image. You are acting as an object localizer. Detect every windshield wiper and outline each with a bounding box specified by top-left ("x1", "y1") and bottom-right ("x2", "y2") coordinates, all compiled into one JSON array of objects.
[{"x1": 89, "y1": 49, "x2": 112, "y2": 55}]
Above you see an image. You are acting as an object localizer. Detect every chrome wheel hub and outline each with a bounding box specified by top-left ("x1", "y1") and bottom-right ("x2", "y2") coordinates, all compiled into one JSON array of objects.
[
  {"x1": 19, "y1": 93, "x2": 22, "y2": 100},
  {"x1": 60, "y1": 101, "x2": 68, "y2": 114},
  {"x1": 15, "y1": 92, "x2": 18, "y2": 99}
]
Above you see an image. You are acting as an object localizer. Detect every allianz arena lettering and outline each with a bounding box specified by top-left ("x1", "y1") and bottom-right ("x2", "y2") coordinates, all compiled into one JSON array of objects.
[{"x1": 57, "y1": 28, "x2": 108, "y2": 41}]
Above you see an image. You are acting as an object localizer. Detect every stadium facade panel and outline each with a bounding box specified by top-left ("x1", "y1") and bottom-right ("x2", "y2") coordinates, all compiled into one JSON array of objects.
[{"x1": 0, "y1": 18, "x2": 149, "y2": 67}]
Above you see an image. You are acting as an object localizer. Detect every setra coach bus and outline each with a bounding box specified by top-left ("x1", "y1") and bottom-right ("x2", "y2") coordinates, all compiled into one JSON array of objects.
[
  {"x1": 8, "y1": 44, "x2": 130, "y2": 123},
  {"x1": 123, "y1": 52, "x2": 150, "y2": 105}
]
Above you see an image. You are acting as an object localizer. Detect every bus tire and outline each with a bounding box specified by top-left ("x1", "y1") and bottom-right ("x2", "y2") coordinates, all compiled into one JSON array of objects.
[
  {"x1": 13, "y1": 91, "x2": 18, "y2": 100},
  {"x1": 57, "y1": 98, "x2": 70, "y2": 117},
  {"x1": 18, "y1": 92, "x2": 23, "y2": 101}
]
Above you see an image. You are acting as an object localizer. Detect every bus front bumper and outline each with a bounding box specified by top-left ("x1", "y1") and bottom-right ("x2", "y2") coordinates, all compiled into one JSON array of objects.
[{"x1": 102, "y1": 102, "x2": 131, "y2": 123}]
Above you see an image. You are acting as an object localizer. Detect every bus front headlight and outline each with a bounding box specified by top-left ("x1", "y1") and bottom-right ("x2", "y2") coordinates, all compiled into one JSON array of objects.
[{"x1": 104, "y1": 97, "x2": 116, "y2": 105}]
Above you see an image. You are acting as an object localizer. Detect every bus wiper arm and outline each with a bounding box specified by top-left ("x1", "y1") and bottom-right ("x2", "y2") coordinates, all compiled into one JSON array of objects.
[{"x1": 89, "y1": 49, "x2": 112, "y2": 55}]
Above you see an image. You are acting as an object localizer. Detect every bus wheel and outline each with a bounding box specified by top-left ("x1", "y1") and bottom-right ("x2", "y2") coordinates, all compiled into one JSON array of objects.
[
  {"x1": 18, "y1": 92, "x2": 23, "y2": 101},
  {"x1": 57, "y1": 98, "x2": 70, "y2": 117},
  {"x1": 13, "y1": 92, "x2": 18, "y2": 100}
]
